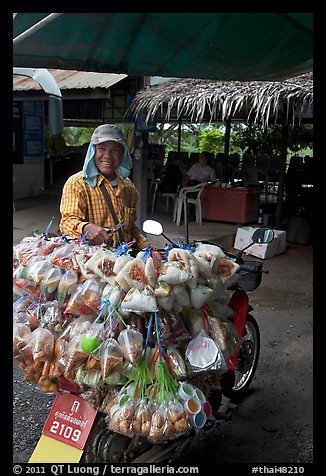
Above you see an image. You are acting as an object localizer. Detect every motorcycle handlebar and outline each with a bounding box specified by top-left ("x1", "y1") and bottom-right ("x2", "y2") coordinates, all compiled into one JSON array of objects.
[{"x1": 238, "y1": 262, "x2": 268, "y2": 274}]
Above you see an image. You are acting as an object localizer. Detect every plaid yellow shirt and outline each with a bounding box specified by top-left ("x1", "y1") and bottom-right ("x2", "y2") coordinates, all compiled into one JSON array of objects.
[{"x1": 59, "y1": 171, "x2": 148, "y2": 251}]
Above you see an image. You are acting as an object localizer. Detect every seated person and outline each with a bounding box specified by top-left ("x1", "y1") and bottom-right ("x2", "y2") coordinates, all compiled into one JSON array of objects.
[
  {"x1": 157, "y1": 162, "x2": 184, "y2": 193},
  {"x1": 184, "y1": 152, "x2": 216, "y2": 186}
]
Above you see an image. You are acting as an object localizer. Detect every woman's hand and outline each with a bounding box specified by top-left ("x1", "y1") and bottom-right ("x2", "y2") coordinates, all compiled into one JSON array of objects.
[{"x1": 83, "y1": 223, "x2": 111, "y2": 245}]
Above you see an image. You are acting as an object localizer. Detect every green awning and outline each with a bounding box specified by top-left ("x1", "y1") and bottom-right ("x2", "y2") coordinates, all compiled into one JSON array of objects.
[{"x1": 13, "y1": 13, "x2": 313, "y2": 81}]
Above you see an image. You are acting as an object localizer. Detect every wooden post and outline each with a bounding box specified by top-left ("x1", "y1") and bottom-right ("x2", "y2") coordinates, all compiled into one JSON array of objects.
[
  {"x1": 132, "y1": 130, "x2": 148, "y2": 228},
  {"x1": 274, "y1": 108, "x2": 289, "y2": 229},
  {"x1": 223, "y1": 117, "x2": 231, "y2": 183}
]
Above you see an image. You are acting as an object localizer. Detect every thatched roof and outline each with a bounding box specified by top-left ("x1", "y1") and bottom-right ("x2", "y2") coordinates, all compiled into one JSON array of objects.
[{"x1": 130, "y1": 72, "x2": 313, "y2": 128}]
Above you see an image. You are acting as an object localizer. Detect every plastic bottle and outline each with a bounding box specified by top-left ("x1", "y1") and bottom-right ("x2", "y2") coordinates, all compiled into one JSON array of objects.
[{"x1": 258, "y1": 208, "x2": 264, "y2": 225}]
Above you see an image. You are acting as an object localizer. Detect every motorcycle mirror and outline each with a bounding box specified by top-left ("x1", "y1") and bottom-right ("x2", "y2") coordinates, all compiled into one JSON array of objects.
[
  {"x1": 252, "y1": 228, "x2": 274, "y2": 244},
  {"x1": 237, "y1": 227, "x2": 275, "y2": 258},
  {"x1": 142, "y1": 219, "x2": 163, "y2": 236},
  {"x1": 142, "y1": 220, "x2": 177, "y2": 246}
]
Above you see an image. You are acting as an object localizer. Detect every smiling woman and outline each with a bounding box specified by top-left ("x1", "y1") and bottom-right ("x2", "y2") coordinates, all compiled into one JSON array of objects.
[
  {"x1": 59, "y1": 123, "x2": 149, "y2": 251},
  {"x1": 94, "y1": 141, "x2": 124, "y2": 182}
]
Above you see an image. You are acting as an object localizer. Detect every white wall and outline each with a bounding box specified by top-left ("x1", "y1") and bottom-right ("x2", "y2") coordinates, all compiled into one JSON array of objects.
[{"x1": 13, "y1": 162, "x2": 44, "y2": 200}]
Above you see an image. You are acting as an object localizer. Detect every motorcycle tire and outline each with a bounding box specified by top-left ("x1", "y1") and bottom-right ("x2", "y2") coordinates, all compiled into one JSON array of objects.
[
  {"x1": 81, "y1": 413, "x2": 192, "y2": 464},
  {"x1": 221, "y1": 314, "x2": 260, "y2": 400}
]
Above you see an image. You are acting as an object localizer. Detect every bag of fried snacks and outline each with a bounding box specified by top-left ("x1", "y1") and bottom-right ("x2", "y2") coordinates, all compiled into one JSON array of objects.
[
  {"x1": 99, "y1": 338, "x2": 124, "y2": 379},
  {"x1": 57, "y1": 269, "x2": 78, "y2": 304},
  {"x1": 131, "y1": 398, "x2": 153, "y2": 437},
  {"x1": 41, "y1": 267, "x2": 63, "y2": 300},
  {"x1": 31, "y1": 327, "x2": 55, "y2": 363},
  {"x1": 118, "y1": 328, "x2": 144, "y2": 364},
  {"x1": 107, "y1": 397, "x2": 137, "y2": 436}
]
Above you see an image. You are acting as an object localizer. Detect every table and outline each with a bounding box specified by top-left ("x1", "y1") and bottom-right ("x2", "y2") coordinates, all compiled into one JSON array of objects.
[{"x1": 201, "y1": 186, "x2": 261, "y2": 224}]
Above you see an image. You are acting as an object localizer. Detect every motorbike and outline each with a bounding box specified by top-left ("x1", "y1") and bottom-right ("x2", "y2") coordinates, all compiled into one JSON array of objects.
[{"x1": 81, "y1": 220, "x2": 273, "y2": 464}]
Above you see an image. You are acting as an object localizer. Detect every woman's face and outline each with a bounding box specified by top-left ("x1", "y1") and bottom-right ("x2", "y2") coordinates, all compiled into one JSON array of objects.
[
  {"x1": 198, "y1": 154, "x2": 208, "y2": 166},
  {"x1": 94, "y1": 140, "x2": 123, "y2": 180}
]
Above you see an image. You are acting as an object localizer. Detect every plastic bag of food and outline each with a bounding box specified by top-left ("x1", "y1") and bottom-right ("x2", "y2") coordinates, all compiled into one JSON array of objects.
[
  {"x1": 57, "y1": 269, "x2": 78, "y2": 304},
  {"x1": 214, "y1": 256, "x2": 240, "y2": 283},
  {"x1": 75, "y1": 247, "x2": 99, "y2": 279},
  {"x1": 80, "y1": 278, "x2": 105, "y2": 313},
  {"x1": 99, "y1": 338, "x2": 124, "y2": 379},
  {"x1": 185, "y1": 331, "x2": 228, "y2": 374},
  {"x1": 107, "y1": 397, "x2": 137, "y2": 436},
  {"x1": 206, "y1": 314, "x2": 241, "y2": 360},
  {"x1": 124, "y1": 258, "x2": 147, "y2": 290},
  {"x1": 166, "y1": 346, "x2": 187, "y2": 379},
  {"x1": 186, "y1": 254, "x2": 199, "y2": 289},
  {"x1": 118, "y1": 328, "x2": 144, "y2": 364},
  {"x1": 13, "y1": 264, "x2": 40, "y2": 300},
  {"x1": 50, "y1": 242, "x2": 79, "y2": 271},
  {"x1": 40, "y1": 300, "x2": 64, "y2": 335},
  {"x1": 60, "y1": 315, "x2": 93, "y2": 341},
  {"x1": 154, "y1": 281, "x2": 171, "y2": 298},
  {"x1": 189, "y1": 284, "x2": 214, "y2": 309},
  {"x1": 102, "y1": 284, "x2": 122, "y2": 309},
  {"x1": 156, "y1": 292, "x2": 174, "y2": 312},
  {"x1": 16, "y1": 237, "x2": 40, "y2": 266},
  {"x1": 28, "y1": 257, "x2": 55, "y2": 285},
  {"x1": 113, "y1": 254, "x2": 133, "y2": 275},
  {"x1": 149, "y1": 401, "x2": 188, "y2": 443},
  {"x1": 49, "y1": 338, "x2": 68, "y2": 377},
  {"x1": 131, "y1": 398, "x2": 153, "y2": 437},
  {"x1": 166, "y1": 398, "x2": 190, "y2": 435},
  {"x1": 149, "y1": 310, "x2": 190, "y2": 348},
  {"x1": 182, "y1": 307, "x2": 207, "y2": 336},
  {"x1": 13, "y1": 293, "x2": 32, "y2": 325},
  {"x1": 80, "y1": 321, "x2": 105, "y2": 354},
  {"x1": 32, "y1": 327, "x2": 55, "y2": 363},
  {"x1": 64, "y1": 335, "x2": 89, "y2": 380},
  {"x1": 158, "y1": 262, "x2": 190, "y2": 285},
  {"x1": 172, "y1": 283, "x2": 190, "y2": 308},
  {"x1": 13, "y1": 323, "x2": 33, "y2": 361},
  {"x1": 75, "y1": 365, "x2": 102, "y2": 387},
  {"x1": 41, "y1": 267, "x2": 63, "y2": 300},
  {"x1": 64, "y1": 285, "x2": 91, "y2": 316},
  {"x1": 167, "y1": 248, "x2": 191, "y2": 274},
  {"x1": 120, "y1": 285, "x2": 158, "y2": 314},
  {"x1": 89, "y1": 250, "x2": 117, "y2": 283}
]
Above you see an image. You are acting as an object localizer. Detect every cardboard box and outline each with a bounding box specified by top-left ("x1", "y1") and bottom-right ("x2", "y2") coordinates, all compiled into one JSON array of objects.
[{"x1": 234, "y1": 226, "x2": 286, "y2": 259}]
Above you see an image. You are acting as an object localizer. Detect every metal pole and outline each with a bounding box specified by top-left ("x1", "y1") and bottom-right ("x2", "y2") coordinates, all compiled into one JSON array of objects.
[
  {"x1": 183, "y1": 193, "x2": 189, "y2": 244},
  {"x1": 13, "y1": 13, "x2": 63, "y2": 45}
]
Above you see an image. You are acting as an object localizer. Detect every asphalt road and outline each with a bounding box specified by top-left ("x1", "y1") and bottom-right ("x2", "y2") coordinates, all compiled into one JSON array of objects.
[{"x1": 12, "y1": 240, "x2": 313, "y2": 465}]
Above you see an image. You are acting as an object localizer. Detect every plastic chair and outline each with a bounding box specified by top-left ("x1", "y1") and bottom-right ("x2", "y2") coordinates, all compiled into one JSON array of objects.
[
  {"x1": 173, "y1": 182, "x2": 207, "y2": 226},
  {"x1": 151, "y1": 163, "x2": 184, "y2": 213}
]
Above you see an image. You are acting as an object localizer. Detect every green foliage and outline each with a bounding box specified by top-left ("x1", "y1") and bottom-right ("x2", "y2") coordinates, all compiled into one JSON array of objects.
[
  {"x1": 63, "y1": 127, "x2": 93, "y2": 146},
  {"x1": 199, "y1": 128, "x2": 223, "y2": 154},
  {"x1": 287, "y1": 124, "x2": 313, "y2": 153}
]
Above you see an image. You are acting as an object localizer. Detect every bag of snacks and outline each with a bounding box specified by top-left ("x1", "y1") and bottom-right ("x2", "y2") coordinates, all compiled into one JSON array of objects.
[{"x1": 118, "y1": 328, "x2": 143, "y2": 364}]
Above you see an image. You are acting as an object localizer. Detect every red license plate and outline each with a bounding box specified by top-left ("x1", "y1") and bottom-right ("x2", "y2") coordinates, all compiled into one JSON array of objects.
[{"x1": 43, "y1": 392, "x2": 97, "y2": 449}]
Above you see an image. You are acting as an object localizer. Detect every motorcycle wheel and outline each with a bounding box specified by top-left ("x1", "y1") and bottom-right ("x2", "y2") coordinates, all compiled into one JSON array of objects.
[
  {"x1": 81, "y1": 413, "x2": 193, "y2": 464},
  {"x1": 221, "y1": 314, "x2": 260, "y2": 400}
]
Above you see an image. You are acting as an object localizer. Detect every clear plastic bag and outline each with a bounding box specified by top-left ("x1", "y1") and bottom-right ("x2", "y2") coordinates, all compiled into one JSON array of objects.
[
  {"x1": 99, "y1": 338, "x2": 124, "y2": 379},
  {"x1": 41, "y1": 267, "x2": 63, "y2": 300},
  {"x1": 118, "y1": 328, "x2": 144, "y2": 364},
  {"x1": 107, "y1": 397, "x2": 137, "y2": 436},
  {"x1": 185, "y1": 330, "x2": 228, "y2": 374},
  {"x1": 120, "y1": 286, "x2": 158, "y2": 314},
  {"x1": 57, "y1": 269, "x2": 78, "y2": 304},
  {"x1": 131, "y1": 398, "x2": 153, "y2": 437},
  {"x1": 32, "y1": 327, "x2": 55, "y2": 363}
]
